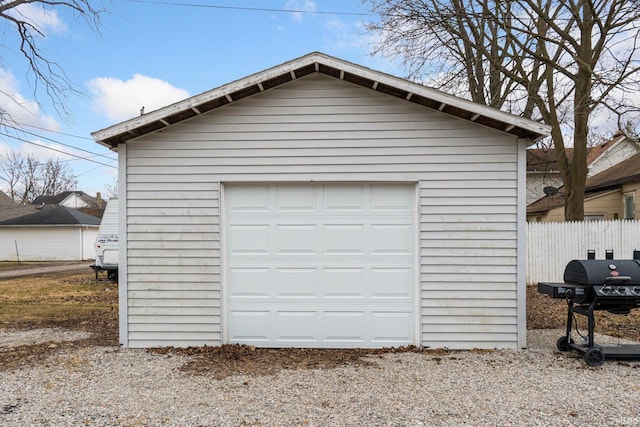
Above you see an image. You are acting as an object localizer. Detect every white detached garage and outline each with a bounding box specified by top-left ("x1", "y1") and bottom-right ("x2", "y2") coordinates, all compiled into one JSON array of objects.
[{"x1": 93, "y1": 52, "x2": 550, "y2": 350}]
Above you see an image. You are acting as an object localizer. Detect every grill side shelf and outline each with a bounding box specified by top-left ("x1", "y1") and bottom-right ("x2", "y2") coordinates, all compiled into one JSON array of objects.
[{"x1": 537, "y1": 282, "x2": 584, "y2": 299}]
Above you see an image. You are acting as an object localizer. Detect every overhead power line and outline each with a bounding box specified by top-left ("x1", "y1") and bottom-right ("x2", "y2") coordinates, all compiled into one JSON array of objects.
[
  {"x1": 0, "y1": 131, "x2": 117, "y2": 169},
  {"x1": 15, "y1": 121, "x2": 94, "y2": 141},
  {"x1": 122, "y1": 0, "x2": 372, "y2": 16},
  {"x1": 2, "y1": 124, "x2": 116, "y2": 161}
]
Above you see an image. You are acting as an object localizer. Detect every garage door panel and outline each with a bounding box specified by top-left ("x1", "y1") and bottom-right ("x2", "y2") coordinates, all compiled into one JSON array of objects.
[
  {"x1": 372, "y1": 185, "x2": 414, "y2": 211},
  {"x1": 371, "y1": 312, "x2": 414, "y2": 342},
  {"x1": 229, "y1": 311, "x2": 270, "y2": 341},
  {"x1": 372, "y1": 225, "x2": 413, "y2": 254},
  {"x1": 228, "y1": 268, "x2": 269, "y2": 296},
  {"x1": 228, "y1": 184, "x2": 270, "y2": 212},
  {"x1": 276, "y1": 185, "x2": 316, "y2": 211},
  {"x1": 276, "y1": 268, "x2": 316, "y2": 297},
  {"x1": 324, "y1": 225, "x2": 365, "y2": 254},
  {"x1": 323, "y1": 268, "x2": 365, "y2": 297},
  {"x1": 276, "y1": 225, "x2": 317, "y2": 254},
  {"x1": 227, "y1": 183, "x2": 415, "y2": 348},
  {"x1": 276, "y1": 311, "x2": 317, "y2": 342},
  {"x1": 323, "y1": 186, "x2": 365, "y2": 211},
  {"x1": 371, "y1": 268, "x2": 413, "y2": 297},
  {"x1": 324, "y1": 312, "x2": 365, "y2": 341},
  {"x1": 228, "y1": 225, "x2": 269, "y2": 254}
]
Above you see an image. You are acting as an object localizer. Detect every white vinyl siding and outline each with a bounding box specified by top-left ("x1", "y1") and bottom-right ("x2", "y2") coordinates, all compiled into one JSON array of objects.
[
  {"x1": 122, "y1": 73, "x2": 521, "y2": 349},
  {"x1": 0, "y1": 226, "x2": 98, "y2": 261}
]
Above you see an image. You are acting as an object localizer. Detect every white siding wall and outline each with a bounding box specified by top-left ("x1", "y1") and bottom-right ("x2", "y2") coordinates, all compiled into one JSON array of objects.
[
  {"x1": 123, "y1": 73, "x2": 522, "y2": 349},
  {"x1": 0, "y1": 226, "x2": 98, "y2": 261}
]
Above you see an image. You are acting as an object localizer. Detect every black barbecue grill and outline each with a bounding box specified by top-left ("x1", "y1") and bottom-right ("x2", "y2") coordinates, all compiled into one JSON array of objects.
[{"x1": 538, "y1": 251, "x2": 640, "y2": 366}]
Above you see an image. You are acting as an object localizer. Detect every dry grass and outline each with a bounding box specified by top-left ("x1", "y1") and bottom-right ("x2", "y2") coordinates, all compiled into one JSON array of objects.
[{"x1": 0, "y1": 271, "x2": 118, "y2": 341}]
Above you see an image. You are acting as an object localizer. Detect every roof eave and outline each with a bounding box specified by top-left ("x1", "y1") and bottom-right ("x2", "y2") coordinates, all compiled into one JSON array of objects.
[{"x1": 92, "y1": 52, "x2": 551, "y2": 148}]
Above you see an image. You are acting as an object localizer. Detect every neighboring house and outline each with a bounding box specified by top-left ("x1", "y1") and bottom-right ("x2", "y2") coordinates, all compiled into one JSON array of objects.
[
  {"x1": 93, "y1": 52, "x2": 550, "y2": 350},
  {"x1": 527, "y1": 152, "x2": 640, "y2": 221},
  {"x1": 0, "y1": 206, "x2": 100, "y2": 261},
  {"x1": 32, "y1": 191, "x2": 107, "y2": 219},
  {"x1": 526, "y1": 132, "x2": 640, "y2": 205}
]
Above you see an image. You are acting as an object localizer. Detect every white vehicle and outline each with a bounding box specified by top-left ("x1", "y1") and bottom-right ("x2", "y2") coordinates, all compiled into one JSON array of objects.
[{"x1": 94, "y1": 197, "x2": 118, "y2": 280}]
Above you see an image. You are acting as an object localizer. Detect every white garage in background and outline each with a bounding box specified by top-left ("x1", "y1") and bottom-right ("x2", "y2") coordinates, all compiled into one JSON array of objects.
[{"x1": 92, "y1": 52, "x2": 550, "y2": 350}]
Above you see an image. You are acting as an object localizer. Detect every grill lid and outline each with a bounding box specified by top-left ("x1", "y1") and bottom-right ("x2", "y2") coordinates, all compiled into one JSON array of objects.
[{"x1": 564, "y1": 259, "x2": 640, "y2": 286}]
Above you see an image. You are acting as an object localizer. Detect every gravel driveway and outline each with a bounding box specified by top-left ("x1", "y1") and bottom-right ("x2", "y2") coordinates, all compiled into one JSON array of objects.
[{"x1": 2, "y1": 329, "x2": 640, "y2": 426}]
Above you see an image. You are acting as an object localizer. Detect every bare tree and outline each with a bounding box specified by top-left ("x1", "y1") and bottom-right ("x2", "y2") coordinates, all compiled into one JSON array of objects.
[
  {"x1": 366, "y1": 0, "x2": 640, "y2": 220},
  {"x1": 0, "y1": 150, "x2": 77, "y2": 204},
  {"x1": 0, "y1": 0, "x2": 103, "y2": 120}
]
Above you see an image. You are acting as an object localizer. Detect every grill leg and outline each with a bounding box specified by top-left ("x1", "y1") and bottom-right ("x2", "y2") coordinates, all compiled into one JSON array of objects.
[
  {"x1": 587, "y1": 300, "x2": 596, "y2": 349},
  {"x1": 565, "y1": 298, "x2": 574, "y2": 342}
]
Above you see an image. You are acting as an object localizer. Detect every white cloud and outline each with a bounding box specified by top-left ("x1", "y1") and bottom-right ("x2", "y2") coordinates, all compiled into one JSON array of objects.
[
  {"x1": 88, "y1": 74, "x2": 190, "y2": 122},
  {"x1": 284, "y1": 0, "x2": 317, "y2": 23},
  {"x1": 9, "y1": 3, "x2": 67, "y2": 35},
  {"x1": 0, "y1": 69, "x2": 61, "y2": 131}
]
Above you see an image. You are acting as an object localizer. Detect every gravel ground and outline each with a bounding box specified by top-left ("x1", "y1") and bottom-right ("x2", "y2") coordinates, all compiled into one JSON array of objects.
[{"x1": 2, "y1": 329, "x2": 640, "y2": 427}]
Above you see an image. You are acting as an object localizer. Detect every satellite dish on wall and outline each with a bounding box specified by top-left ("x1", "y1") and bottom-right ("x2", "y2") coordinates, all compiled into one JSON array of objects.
[{"x1": 543, "y1": 186, "x2": 558, "y2": 196}]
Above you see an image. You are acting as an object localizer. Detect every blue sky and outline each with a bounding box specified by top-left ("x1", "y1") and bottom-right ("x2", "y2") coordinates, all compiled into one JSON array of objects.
[{"x1": 1, "y1": 0, "x2": 400, "y2": 198}]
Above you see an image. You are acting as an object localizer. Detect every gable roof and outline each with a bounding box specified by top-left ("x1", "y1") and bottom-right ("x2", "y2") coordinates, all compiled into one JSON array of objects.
[
  {"x1": 526, "y1": 151, "x2": 640, "y2": 215},
  {"x1": 31, "y1": 191, "x2": 104, "y2": 209},
  {"x1": 0, "y1": 206, "x2": 101, "y2": 226},
  {"x1": 526, "y1": 133, "x2": 628, "y2": 173},
  {"x1": 92, "y1": 52, "x2": 551, "y2": 149}
]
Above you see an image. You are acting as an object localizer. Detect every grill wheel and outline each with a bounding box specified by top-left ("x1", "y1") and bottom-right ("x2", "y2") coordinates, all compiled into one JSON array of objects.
[
  {"x1": 556, "y1": 336, "x2": 574, "y2": 352},
  {"x1": 584, "y1": 348, "x2": 605, "y2": 367}
]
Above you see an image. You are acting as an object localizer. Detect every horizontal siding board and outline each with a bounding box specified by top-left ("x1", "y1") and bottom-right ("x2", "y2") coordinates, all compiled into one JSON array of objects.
[
  {"x1": 129, "y1": 316, "x2": 220, "y2": 325},
  {"x1": 126, "y1": 154, "x2": 517, "y2": 167},
  {"x1": 421, "y1": 293, "x2": 516, "y2": 303},
  {"x1": 128, "y1": 323, "x2": 220, "y2": 332},
  {"x1": 127, "y1": 332, "x2": 220, "y2": 341},
  {"x1": 135, "y1": 137, "x2": 516, "y2": 150},
  {"x1": 124, "y1": 74, "x2": 520, "y2": 349},
  {"x1": 127, "y1": 298, "x2": 218, "y2": 308},
  {"x1": 421, "y1": 256, "x2": 516, "y2": 266},
  {"x1": 128, "y1": 290, "x2": 219, "y2": 299},
  {"x1": 420, "y1": 273, "x2": 517, "y2": 283},
  {"x1": 127, "y1": 265, "x2": 219, "y2": 275},
  {"x1": 421, "y1": 307, "x2": 517, "y2": 317},
  {"x1": 127, "y1": 281, "x2": 219, "y2": 291},
  {"x1": 128, "y1": 240, "x2": 219, "y2": 250},
  {"x1": 422, "y1": 324, "x2": 517, "y2": 334},
  {"x1": 128, "y1": 306, "x2": 220, "y2": 316},
  {"x1": 420, "y1": 290, "x2": 516, "y2": 300}
]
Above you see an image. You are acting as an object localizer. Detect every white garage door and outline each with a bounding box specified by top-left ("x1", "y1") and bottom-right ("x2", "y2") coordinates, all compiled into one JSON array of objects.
[{"x1": 225, "y1": 183, "x2": 415, "y2": 348}]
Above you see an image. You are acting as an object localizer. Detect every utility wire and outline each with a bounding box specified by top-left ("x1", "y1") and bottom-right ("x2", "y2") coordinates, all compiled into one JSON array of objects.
[
  {"x1": 3, "y1": 124, "x2": 116, "y2": 161},
  {"x1": 0, "y1": 131, "x2": 117, "y2": 169},
  {"x1": 14, "y1": 121, "x2": 94, "y2": 141},
  {"x1": 122, "y1": 0, "x2": 372, "y2": 16}
]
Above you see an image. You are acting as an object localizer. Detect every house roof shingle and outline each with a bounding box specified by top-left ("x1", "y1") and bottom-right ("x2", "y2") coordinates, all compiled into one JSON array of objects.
[{"x1": 0, "y1": 206, "x2": 101, "y2": 226}]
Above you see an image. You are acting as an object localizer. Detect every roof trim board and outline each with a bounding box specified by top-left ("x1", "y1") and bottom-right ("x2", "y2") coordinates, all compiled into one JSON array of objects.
[{"x1": 92, "y1": 52, "x2": 551, "y2": 149}]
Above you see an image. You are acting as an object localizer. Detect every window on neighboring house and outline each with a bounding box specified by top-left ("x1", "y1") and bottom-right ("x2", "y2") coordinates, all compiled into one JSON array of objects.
[
  {"x1": 584, "y1": 214, "x2": 605, "y2": 222},
  {"x1": 624, "y1": 193, "x2": 635, "y2": 219}
]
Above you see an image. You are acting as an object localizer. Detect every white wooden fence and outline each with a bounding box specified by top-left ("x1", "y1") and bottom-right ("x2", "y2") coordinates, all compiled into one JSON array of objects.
[{"x1": 527, "y1": 220, "x2": 640, "y2": 283}]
